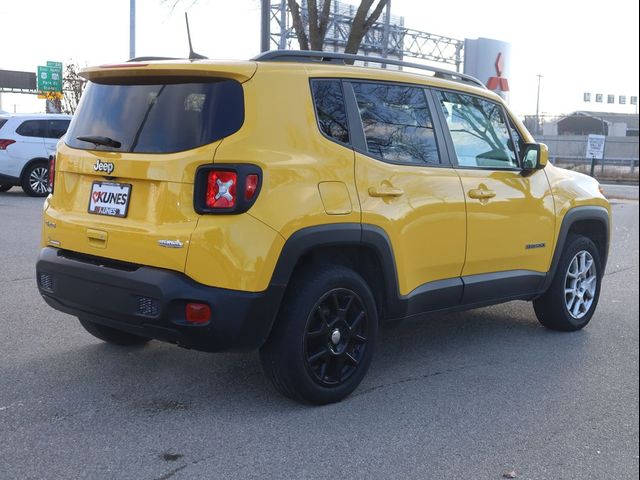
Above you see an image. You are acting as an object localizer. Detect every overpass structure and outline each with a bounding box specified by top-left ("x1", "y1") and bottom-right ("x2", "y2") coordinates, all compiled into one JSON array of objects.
[{"x1": 267, "y1": 0, "x2": 465, "y2": 71}]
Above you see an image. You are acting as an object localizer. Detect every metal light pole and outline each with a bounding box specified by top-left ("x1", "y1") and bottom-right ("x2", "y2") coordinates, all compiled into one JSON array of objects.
[
  {"x1": 129, "y1": 0, "x2": 136, "y2": 59},
  {"x1": 535, "y1": 74, "x2": 543, "y2": 136}
]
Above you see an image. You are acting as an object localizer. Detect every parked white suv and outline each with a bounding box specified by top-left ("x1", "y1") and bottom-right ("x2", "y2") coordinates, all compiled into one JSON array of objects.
[{"x1": 0, "y1": 114, "x2": 72, "y2": 196}]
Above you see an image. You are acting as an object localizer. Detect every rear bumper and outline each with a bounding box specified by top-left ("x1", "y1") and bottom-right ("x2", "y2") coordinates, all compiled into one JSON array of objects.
[{"x1": 36, "y1": 247, "x2": 285, "y2": 352}]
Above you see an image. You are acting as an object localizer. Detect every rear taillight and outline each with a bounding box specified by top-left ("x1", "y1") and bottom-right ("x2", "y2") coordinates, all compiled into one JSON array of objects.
[
  {"x1": 194, "y1": 164, "x2": 262, "y2": 214},
  {"x1": 206, "y1": 171, "x2": 237, "y2": 208},
  {"x1": 0, "y1": 139, "x2": 16, "y2": 150},
  {"x1": 48, "y1": 154, "x2": 56, "y2": 194}
]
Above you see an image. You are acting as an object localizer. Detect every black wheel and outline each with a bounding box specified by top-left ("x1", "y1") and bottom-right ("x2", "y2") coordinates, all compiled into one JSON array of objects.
[
  {"x1": 78, "y1": 318, "x2": 151, "y2": 346},
  {"x1": 21, "y1": 161, "x2": 49, "y2": 197},
  {"x1": 0, "y1": 184, "x2": 12, "y2": 192},
  {"x1": 260, "y1": 265, "x2": 378, "y2": 404},
  {"x1": 534, "y1": 234, "x2": 602, "y2": 331}
]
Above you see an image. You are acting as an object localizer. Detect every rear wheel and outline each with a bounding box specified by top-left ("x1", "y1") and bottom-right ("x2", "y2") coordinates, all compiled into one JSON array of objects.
[
  {"x1": 260, "y1": 265, "x2": 378, "y2": 404},
  {"x1": 78, "y1": 318, "x2": 151, "y2": 346},
  {"x1": 534, "y1": 235, "x2": 602, "y2": 331},
  {"x1": 21, "y1": 161, "x2": 49, "y2": 197},
  {"x1": 0, "y1": 184, "x2": 12, "y2": 192}
]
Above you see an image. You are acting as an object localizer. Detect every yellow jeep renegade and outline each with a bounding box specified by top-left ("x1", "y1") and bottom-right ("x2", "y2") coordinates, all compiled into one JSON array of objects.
[{"x1": 37, "y1": 51, "x2": 610, "y2": 404}]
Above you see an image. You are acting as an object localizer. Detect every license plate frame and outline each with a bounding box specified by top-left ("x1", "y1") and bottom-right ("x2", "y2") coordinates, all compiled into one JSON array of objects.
[{"x1": 88, "y1": 181, "x2": 132, "y2": 218}]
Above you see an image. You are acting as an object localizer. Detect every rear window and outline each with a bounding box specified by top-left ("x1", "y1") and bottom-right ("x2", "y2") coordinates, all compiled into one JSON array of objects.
[
  {"x1": 0, "y1": 118, "x2": 7, "y2": 130},
  {"x1": 65, "y1": 78, "x2": 244, "y2": 153}
]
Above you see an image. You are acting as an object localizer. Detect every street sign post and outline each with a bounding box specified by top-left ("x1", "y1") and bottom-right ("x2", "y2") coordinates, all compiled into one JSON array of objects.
[{"x1": 586, "y1": 134, "x2": 606, "y2": 177}]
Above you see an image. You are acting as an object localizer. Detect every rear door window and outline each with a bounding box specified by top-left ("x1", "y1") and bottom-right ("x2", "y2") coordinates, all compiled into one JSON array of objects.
[
  {"x1": 66, "y1": 78, "x2": 244, "y2": 153},
  {"x1": 46, "y1": 120, "x2": 71, "y2": 139},
  {"x1": 351, "y1": 82, "x2": 440, "y2": 165},
  {"x1": 16, "y1": 120, "x2": 47, "y2": 138},
  {"x1": 310, "y1": 80, "x2": 350, "y2": 144}
]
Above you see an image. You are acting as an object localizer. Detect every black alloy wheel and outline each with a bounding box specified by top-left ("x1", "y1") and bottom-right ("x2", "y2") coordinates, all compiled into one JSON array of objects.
[
  {"x1": 304, "y1": 288, "x2": 368, "y2": 387},
  {"x1": 260, "y1": 265, "x2": 378, "y2": 404}
]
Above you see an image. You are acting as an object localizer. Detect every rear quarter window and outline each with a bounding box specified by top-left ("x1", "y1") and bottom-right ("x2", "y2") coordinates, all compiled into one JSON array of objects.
[
  {"x1": 311, "y1": 80, "x2": 350, "y2": 144},
  {"x1": 66, "y1": 78, "x2": 244, "y2": 153},
  {"x1": 0, "y1": 118, "x2": 7, "y2": 130}
]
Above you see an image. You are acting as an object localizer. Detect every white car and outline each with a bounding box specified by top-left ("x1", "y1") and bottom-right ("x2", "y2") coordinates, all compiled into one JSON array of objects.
[{"x1": 0, "y1": 113, "x2": 72, "y2": 196}]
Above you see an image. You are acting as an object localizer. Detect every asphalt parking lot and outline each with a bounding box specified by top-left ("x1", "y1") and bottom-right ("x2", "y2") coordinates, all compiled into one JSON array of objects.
[{"x1": 1, "y1": 188, "x2": 638, "y2": 480}]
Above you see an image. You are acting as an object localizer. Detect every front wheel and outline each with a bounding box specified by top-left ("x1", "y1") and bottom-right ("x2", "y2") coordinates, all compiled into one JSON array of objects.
[
  {"x1": 534, "y1": 234, "x2": 602, "y2": 331},
  {"x1": 21, "y1": 161, "x2": 49, "y2": 197},
  {"x1": 260, "y1": 265, "x2": 378, "y2": 404}
]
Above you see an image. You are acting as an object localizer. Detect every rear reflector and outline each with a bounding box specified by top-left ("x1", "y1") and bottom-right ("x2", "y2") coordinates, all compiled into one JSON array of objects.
[
  {"x1": 0, "y1": 139, "x2": 16, "y2": 150},
  {"x1": 185, "y1": 303, "x2": 211, "y2": 324}
]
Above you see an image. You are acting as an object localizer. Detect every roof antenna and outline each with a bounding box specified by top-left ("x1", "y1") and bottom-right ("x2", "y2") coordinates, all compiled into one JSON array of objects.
[{"x1": 185, "y1": 12, "x2": 207, "y2": 60}]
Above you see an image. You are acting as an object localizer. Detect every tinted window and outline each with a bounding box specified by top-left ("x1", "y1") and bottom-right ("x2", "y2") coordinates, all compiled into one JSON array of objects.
[
  {"x1": 0, "y1": 118, "x2": 7, "y2": 130},
  {"x1": 352, "y1": 82, "x2": 439, "y2": 165},
  {"x1": 66, "y1": 79, "x2": 244, "y2": 153},
  {"x1": 16, "y1": 120, "x2": 47, "y2": 138},
  {"x1": 311, "y1": 80, "x2": 349, "y2": 144},
  {"x1": 438, "y1": 91, "x2": 518, "y2": 168},
  {"x1": 46, "y1": 120, "x2": 70, "y2": 139}
]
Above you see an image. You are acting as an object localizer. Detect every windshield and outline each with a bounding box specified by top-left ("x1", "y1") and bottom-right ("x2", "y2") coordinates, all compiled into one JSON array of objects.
[{"x1": 65, "y1": 78, "x2": 244, "y2": 153}]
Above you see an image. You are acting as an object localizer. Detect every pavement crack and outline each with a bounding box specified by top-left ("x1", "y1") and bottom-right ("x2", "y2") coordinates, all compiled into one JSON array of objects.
[
  {"x1": 351, "y1": 361, "x2": 497, "y2": 399},
  {"x1": 605, "y1": 265, "x2": 639, "y2": 276},
  {"x1": 10, "y1": 276, "x2": 34, "y2": 282},
  {"x1": 154, "y1": 464, "x2": 188, "y2": 480}
]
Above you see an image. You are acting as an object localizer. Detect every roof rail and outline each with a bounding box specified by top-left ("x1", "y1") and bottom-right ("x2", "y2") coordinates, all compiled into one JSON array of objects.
[{"x1": 252, "y1": 50, "x2": 485, "y2": 89}]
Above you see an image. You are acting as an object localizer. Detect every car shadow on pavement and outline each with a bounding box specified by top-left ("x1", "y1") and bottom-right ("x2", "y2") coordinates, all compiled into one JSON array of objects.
[{"x1": 12, "y1": 301, "x2": 592, "y2": 416}]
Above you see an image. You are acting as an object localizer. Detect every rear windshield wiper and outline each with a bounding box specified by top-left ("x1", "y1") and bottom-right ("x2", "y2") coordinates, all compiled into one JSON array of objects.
[{"x1": 76, "y1": 135, "x2": 122, "y2": 149}]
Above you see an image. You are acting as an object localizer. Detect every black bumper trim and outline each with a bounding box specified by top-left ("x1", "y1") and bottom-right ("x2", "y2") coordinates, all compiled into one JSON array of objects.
[
  {"x1": 0, "y1": 172, "x2": 20, "y2": 185},
  {"x1": 36, "y1": 247, "x2": 285, "y2": 352}
]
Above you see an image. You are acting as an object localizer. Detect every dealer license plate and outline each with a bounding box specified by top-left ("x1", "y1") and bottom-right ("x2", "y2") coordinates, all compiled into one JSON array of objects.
[{"x1": 88, "y1": 182, "x2": 132, "y2": 218}]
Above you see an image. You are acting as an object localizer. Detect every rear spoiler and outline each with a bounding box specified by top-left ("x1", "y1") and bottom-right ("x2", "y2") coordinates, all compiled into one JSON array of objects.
[{"x1": 80, "y1": 60, "x2": 258, "y2": 83}]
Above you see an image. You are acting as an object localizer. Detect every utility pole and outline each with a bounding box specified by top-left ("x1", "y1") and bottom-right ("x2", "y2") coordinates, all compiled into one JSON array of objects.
[
  {"x1": 261, "y1": 0, "x2": 270, "y2": 52},
  {"x1": 535, "y1": 74, "x2": 543, "y2": 136},
  {"x1": 129, "y1": 0, "x2": 136, "y2": 59}
]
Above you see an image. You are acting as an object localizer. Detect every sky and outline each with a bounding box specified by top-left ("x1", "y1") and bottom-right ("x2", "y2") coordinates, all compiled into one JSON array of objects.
[{"x1": 1, "y1": 0, "x2": 638, "y2": 117}]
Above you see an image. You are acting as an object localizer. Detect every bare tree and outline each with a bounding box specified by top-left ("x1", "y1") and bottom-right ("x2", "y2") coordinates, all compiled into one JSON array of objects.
[
  {"x1": 62, "y1": 63, "x2": 86, "y2": 115},
  {"x1": 288, "y1": 0, "x2": 390, "y2": 54}
]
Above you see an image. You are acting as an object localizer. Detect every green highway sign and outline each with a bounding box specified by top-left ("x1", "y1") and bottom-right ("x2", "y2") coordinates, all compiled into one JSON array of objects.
[{"x1": 37, "y1": 63, "x2": 62, "y2": 92}]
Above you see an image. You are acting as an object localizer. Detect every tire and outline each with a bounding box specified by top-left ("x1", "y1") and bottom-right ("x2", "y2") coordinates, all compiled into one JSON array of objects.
[
  {"x1": 78, "y1": 318, "x2": 151, "y2": 346},
  {"x1": 260, "y1": 265, "x2": 378, "y2": 404},
  {"x1": 534, "y1": 234, "x2": 602, "y2": 331},
  {"x1": 0, "y1": 184, "x2": 12, "y2": 192},
  {"x1": 21, "y1": 161, "x2": 49, "y2": 197}
]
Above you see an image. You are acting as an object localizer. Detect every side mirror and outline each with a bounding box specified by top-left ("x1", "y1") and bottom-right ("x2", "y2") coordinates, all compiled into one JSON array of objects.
[{"x1": 522, "y1": 143, "x2": 549, "y2": 172}]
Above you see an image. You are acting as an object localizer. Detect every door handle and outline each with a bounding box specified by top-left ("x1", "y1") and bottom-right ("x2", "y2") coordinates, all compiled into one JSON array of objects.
[
  {"x1": 468, "y1": 188, "x2": 496, "y2": 200},
  {"x1": 368, "y1": 186, "x2": 404, "y2": 198}
]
